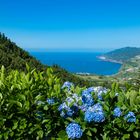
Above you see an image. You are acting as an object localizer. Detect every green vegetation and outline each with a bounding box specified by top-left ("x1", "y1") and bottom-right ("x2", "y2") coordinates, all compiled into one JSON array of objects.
[
  {"x1": 101, "y1": 47, "x2": 140, "y2": 63},
  {"x1": 76, "y1": 74, "x2": 117, "y2": 88},
  {"x1": 0, "y1": 66, "x2": 140, "y2": 139},
  {"x1": 114, "y1": 55, "x2": 140, "y2": 83},
  {"x1": 0, "y1": 33, "x2": 45, "y2": 71},
  {"x1": 0, "y1": 33, "x2": 140, "y2": 139},
  {"x1": 0, "y1": 33, "x2": 94, "y2": 87}
]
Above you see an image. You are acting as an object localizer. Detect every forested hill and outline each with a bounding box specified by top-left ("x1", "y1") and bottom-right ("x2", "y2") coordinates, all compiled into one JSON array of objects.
[
  {"x1": 0, "y1": 33, "x2": 46, "y2": 71},
  {"x1": 0, "y1": 33, "x2": 93, "y2": 86},
  {"x1": 101, "y1": 47, "x2": 140, "y2": 63}
]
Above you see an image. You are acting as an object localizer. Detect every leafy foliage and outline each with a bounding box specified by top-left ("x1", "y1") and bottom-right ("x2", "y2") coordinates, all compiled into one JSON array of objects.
[{"x1": 0, "y1": 66, "x2": 140, "y2": 139}]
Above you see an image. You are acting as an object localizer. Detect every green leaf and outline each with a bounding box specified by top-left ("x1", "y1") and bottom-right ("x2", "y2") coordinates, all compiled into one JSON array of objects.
[
  {"x1": 122, "y1": 134, "x2": 130, "y2": 139},
  {"x1": 133, "y1": 131, "x2": 138, "y2": 138},
  {"x1": 0, "y1": 93, "x2": 2, "y2": 100},
  {"x1": 1, "y1": 65, "x2": 5, "y2": 81},
  {"x1": 16, "y1": 101, "x2": 23, "y2": 108},
  {"x1": 4, "y1": 132, "x2": 9, "y2": 140},
  {"x1": 86, "y1": 130, "x2": 92, "y2": 136},
  {"x1": 48, "y1": 78, "x2": 52, "y2": 86},
  {"x1": 103, "y1": 104, "x2": 109, "y2": 112},
  {"x1": 102, "y1": 133, "x2": 108, "y2": 140},
  {"x1": 90, "y1": 128, "x2": 97, "y2": 133},
  {"x1": 127, "y1": 124, "x2": 135, "y2": 131},
  {"x1": 44, "y1": 105, "x2": 48, "y2": 111},
  {"x1": 37, "y1": 130, "x2": 44, "y2": 138},
  {"x1": 35, "y1": 95, "x2": 43, "y2": 101},
  {"x1": 12, "y1": 120, "x2": 18, "y2": 130},
  {"x1": 111, "y1": 82, "x2": 116, "y2": 91},
  {"x1": 42, "y1": 119, "x2": 50, "y2": 124},
  {"x1": 24, "y1": 101, "x2": 30, "y2": 110},
  {"x1": 19, "y1": 119, "x2": 27, "y2": 129},
  {"x1": 18, "y1": 94, "x2": 26, "y2": 101},
  {"x1": 26, "y1": 63, "x2": 30, "y2": 72},
  {"x1": 58, "y1": 130, "x2": 68, "y2": 139}
]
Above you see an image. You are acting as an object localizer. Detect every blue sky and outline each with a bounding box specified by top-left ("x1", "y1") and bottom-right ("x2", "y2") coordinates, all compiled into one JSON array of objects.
[{"x1": 0, "y1": 0, "x2": 140, "y2": 52}]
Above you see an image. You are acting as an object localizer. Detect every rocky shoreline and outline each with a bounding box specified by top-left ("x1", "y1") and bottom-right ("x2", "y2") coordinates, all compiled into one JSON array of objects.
[{"x1": 97, "y1": 56, "x2": 123, "y2": 64}]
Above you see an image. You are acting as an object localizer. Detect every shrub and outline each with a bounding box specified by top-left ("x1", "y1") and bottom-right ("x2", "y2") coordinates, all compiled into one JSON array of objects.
[{"x1": 0, "y1": 66, "x2": 140, "y2": 139}]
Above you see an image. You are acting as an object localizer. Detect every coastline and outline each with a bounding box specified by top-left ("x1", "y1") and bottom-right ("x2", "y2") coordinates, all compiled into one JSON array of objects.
[{"x1": 97, "y1": 56, "x2": 123, "y2": 64}]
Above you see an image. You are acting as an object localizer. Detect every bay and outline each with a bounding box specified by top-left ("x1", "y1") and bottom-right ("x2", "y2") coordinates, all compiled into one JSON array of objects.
[{"x1": 29, "y1": 52, "x2": 122, "y2": 75}]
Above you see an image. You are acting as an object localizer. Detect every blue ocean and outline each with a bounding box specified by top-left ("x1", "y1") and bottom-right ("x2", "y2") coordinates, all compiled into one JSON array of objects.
[{"x1": 29, "y1": 52, "x2": 122, "y2": 75}]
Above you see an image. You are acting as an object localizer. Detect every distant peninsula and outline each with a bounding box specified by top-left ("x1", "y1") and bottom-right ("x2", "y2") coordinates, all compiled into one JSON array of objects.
[{"x1": 98, "y1": 47, "x2": 140, "y2": 64}]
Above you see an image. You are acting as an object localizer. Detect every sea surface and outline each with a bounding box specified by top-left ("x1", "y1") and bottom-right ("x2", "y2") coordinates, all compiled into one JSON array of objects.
[{"x1": 29, "y1": 52, "x2": 122, "y2": 75}]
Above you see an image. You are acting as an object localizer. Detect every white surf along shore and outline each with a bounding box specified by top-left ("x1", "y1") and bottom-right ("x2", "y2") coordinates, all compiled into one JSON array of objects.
[{"x1": 98, "y1": 56, "x2": 123, "y2": 64}]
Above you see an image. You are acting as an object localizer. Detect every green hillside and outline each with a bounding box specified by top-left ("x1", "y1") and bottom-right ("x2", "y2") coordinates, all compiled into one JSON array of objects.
[
  {"x1": 114, "y1": 55, "x2": 140, "y2": 82},
  {"x1": 0, "y1": 33, "x2": 93, "y2": 87},
  {"x1": 0, "y1": 33, "x2": 46, "y2": 72},
  {"x1": 101, "y1": 47, "x2": 140, "y2": 63}
]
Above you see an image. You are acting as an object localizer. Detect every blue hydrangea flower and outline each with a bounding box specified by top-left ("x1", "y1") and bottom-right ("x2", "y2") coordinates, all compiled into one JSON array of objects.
[
  {"x1": 58, "y1": 96, "x2": 79, "y2": 117},
  {"x1": 67, "y1": 106, "x2": 79, "y2": 116},
  {"x1": 58, "y1": 103, "x2": 71, "y2": 117},
  {"x1": 79, "y1": 104, "x2": 89, "y2": 112},
  {"x1": 61, "y1": 81, "x2": 74, "y2": 90},
  {"x1": 113, "y1": 107, "x2": 122, "y2": 117},
  {"x1": 66, "y1": 123, "x2": 83, "y2": 139},
  {"x1": 98, "y1": 88, "x2": 108, "y2": 100},
  {"x1": 93, "y1": 86, "x2": 108, "y2": 100},
  {"x1": 46, "y1": 98, "x2": 55, "y2": 105},
  {"x1": 65, "y1": 97, "x2": 74, "y2": 105},
  {"x1": 60, "y1": 111, "x2": 66, "y2": 117},
  {"x1": 72, "y1": 93, "x2": 82, "y2": 103},
  {"x1": 82, "y1": 90, "x2": 94, "y2": 106},
  {"x1": 85, "y1": 103, "x2": 105, "y2": 123},
  {"x1": 65, "y1": 96, "x2": 79, "y2": 107},
  {"x1": 87, "y1": 87, "x2": 94, "y2": 92},
  {"x1": 124, "y1": 111, "x2": 136, "y2": 123},
  {"x1": 92, "y1": 103, "x2": 103, "y2": 111},
  {"x1": 93, "y1": 111, "x2": 105, "y2": 122},
  {"x1": 59, "y1": 105, "x2": 79, "y2": 117},
  {"x1": 84, "y1": 109, "x2": 94, "y2": 122},
  {"x1": 97, "y1": 91, "x2": 104, "y2": 100},
  {"x1": 58, "y1": 102, "x2": 69, "y2": 112}
]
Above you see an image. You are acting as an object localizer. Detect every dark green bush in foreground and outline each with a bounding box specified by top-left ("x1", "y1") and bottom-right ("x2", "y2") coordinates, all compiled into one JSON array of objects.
[{"x1": 0, "y1": 65, "x2": 140, "y2": 140}]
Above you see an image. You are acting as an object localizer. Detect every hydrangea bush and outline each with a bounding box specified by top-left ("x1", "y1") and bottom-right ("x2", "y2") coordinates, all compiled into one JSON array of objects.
[{"x1": 0, "y1": 66, "x2": 140, "y2": 139}]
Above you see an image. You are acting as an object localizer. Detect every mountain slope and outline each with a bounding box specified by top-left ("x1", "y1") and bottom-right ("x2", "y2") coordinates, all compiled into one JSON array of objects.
[
  {"x1": 0, "y1": 33, "x2": 46, "y2": 71},
  {"x1": 101, "y1": 47, "x2": 140, "y2": 63},
  {"x1": 0, "y1": 33, "x2": 93, "y2": 87}
]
